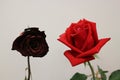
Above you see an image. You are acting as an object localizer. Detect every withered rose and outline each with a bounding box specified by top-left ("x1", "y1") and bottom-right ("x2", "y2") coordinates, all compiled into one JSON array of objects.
[
  {"x1": 58, "y1": 19, "x2": 110, "y2": 66},
  {"x1": 12, "y1": 27, "x2": 49, "y2": 57}
]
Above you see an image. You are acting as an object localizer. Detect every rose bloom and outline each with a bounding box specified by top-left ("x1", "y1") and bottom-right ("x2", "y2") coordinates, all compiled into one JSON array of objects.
[
  {"x1": 58, "y1": 19, "x2": 110, "y2": 66},
  {"x1": 12, "y1": 27, "x2": 49, "y2": 57}
]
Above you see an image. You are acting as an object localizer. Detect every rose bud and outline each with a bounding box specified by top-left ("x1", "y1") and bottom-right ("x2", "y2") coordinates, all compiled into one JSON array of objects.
[{"x1": 12, "y1": 27, "x2": 49, "y2": 57}]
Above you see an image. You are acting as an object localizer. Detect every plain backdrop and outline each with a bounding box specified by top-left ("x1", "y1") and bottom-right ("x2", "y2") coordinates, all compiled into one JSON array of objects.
[{"x1": 0, "y1": 0, "x2": 120, "y2": 80}]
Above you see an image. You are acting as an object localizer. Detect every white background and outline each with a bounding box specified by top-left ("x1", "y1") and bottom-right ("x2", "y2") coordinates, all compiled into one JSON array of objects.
[{"x1": 0, "y1": 0, "x2": 120, "y2": 80}]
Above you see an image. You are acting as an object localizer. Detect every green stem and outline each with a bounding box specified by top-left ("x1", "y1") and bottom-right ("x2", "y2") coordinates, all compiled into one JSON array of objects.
[
  {"x1": 88, "y1": 61, "x2": 96, "y2": 80},
  {"x1": 27, "y1": 56, "x2": 31, "y2": 80}
]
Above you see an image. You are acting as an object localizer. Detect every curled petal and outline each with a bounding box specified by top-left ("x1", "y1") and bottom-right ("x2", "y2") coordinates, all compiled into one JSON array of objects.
[
  {"x1": 58, "y1": 33, "x2": 83, "y2": 54},
  {"x1": 77, "y1": 38, "x2": 111, "y2": 58},
  {"x1": 64, "y1": 50, "x2": 94, "y2": 66}
]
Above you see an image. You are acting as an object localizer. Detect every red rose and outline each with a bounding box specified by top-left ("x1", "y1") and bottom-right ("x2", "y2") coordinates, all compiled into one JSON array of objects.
[
  {"x1": 58, "y1": 19, "x2": 110, "y2": 66},
  {"x1": 12, "y1": 27, "x2": 49, "y2": 57}
]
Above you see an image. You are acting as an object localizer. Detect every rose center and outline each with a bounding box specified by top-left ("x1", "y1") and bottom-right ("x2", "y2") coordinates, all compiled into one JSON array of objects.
[{"x1": 29, "y1": 39, "x2": 40, "y2": 49}]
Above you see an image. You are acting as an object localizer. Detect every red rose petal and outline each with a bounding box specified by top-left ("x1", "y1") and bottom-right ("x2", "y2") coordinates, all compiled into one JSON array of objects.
[
  {"x1": 64, "y1": 50, "x2": 94, "y2": 66},
  {"x1": 58, "y1": 33, "x2": 83, "y2": 54},
  {"x1": 80, "y1": 23, "x2": 94, "y2": 51},
  {"x1": 84, "y1": 19, "x2": 99, "y2": 43},
  {"x1": 77, "y1": 38, "x2": 111, "y2": 58},
  {"x1": 66, "y1": 23, "x2": 76, "y2": 44},
  {"x1": 73, "y1": 24, "x2": 88, "y2": 50}
]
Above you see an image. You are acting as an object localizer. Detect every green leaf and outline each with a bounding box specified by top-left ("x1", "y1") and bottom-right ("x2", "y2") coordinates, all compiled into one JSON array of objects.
[
  {"x1": 91, "y1": 77, "x2": 101, "y2": 80},
  {"x1": 98, "y1": 66, "x2": 108, "y2": 80},
  {"x1": 109, "y1": 70, "x2": 120, "y2": 80},
  {"x1": 25, "y1": 67, "x2": 28, "y2": 71},
  {"x1": 94, "y1": 54, "x2": 100, "y2": 59},
  {"x1": 95, "y1": 77, "x2": 101, "y2": 80},
  {"x1": 24, "y1": 76, "x2": 28, "y2": 80},
  {"x1": 70, "y1": 72, "x2": 87, "y2": 80}
]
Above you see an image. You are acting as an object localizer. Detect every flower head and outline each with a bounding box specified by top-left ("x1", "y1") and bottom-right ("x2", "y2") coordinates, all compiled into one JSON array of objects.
[
  {"x1": 58, "y1": 19, "x2": 110, "y2": 66},
  {"x1": 12, "y1": 27, "x2": 49, "y2": 57}
]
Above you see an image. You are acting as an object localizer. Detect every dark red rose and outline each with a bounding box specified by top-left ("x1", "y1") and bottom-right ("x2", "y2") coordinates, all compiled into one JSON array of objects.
[
  {"x1": 12, "y1": 27, "x2": 49, "y2": 57},
  {"x1": 58, "y1": 19, "x2": 110, "y2": 66}
]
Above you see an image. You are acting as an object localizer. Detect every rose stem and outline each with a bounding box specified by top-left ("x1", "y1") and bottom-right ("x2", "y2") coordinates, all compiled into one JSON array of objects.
[
  {"x1": 27, "y1": 56, "x2": 31, "y2": 80},
  {"x1": 88, "y1": 61, "x2": 96, "y2": 80}
]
